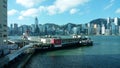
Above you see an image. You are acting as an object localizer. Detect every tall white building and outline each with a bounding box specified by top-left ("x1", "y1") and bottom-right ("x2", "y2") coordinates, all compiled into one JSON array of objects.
[
  {"x1": 114, "y1": 17, "x2": 119, "y2": 35},
  {"x1": 119, "y1": 26, "x2": 120, "y2": 35},
  {"x1": 93, "y1": 24, "x2": 97, "y2": 35},
  {"x1": 114, "y1": 17, "x2": 118, "y2": 25},
  {"x1": 87, "y1": 23, "x2": 90, "y2": 35},
  {"x1": 107, "y1": 17, "x2": 111, "y2": 24},
  {"x1": 101, "y1": 24, "x2": 105, "y2": 35},
  {"x1": 96, "y1": 24, "x2": 100, "y2": 35},
  {"x1": 107, "y1": 17, "x2": 111, "y2": 29},
  {"x1": 0, "y1": 0, "x2": 7, "y2": 45}
]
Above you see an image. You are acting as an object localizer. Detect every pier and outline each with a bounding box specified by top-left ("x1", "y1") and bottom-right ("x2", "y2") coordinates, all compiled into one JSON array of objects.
[
  {"x1": 0, "y1": 36, "x2": 93, "y2": 67},
  {"x1": 0, "y1": 44, "x2": 34, "y2": 68}
]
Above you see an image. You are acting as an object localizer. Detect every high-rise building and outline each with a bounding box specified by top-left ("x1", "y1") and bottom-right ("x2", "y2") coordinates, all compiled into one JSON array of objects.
[
  {"x1": 14, "y1": 23, "x2": 19, "y2": 35},
  {"x1": 87, "y1": 23, "x2": 90, "y2": 35},
  {"x1": 114, "y1": 17, "x2": 119, "y2": 35},
  {"x1": 10, "y1": 24, "x2": 13, "y2": 29},
  {"x1": 96, "y1": 24, "x2": 100, "y2": 35},
  {"x1": 31, "y1": 24, "x2": 35, "y2": 32},
  {"x1": 114, "y1": 17, "x2": 118, "y2": 25},
  {"x1": 107, "y1": 17, "x2": 111, "y2": 24},
  {"x1": 118, "y1": 26, "x2": 120, "y2": 34},
  {"x1": 90, "y1": 23, "x2": 94, "y2": 35},
  {"x1": 9, "y1": 24, "x2": 13, "y2": 35},
  {"x1": 111, "y1": 21, "x2": 115, "y2": 35},
  {"x1": 93, "y1": 24, "x2": 97, "y2": 35},
  {"x1": 35, "y1": 17, "x2": 38, "y2": 27},
  {"x1": 0, "y1": 0, "x2": 7, "y2": 45},
  {"x1": 106, "y1": 17, "x2": 113, "y2": 35},
  {"x1": 34, "y1": 17, "x2": 40, "y2": 35},
  {"x1": 67, "y1": 23, "x2": 72, "y2": 34},
  {"x1": 101, "y1": 24, "x2": 105, "y2": 35},
  {"x1": 107, "y1": 17, "x2": 112, "y2": 29}
]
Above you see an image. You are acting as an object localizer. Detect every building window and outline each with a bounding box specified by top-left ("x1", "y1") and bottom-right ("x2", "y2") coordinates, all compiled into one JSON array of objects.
[
  {"x1": 3, "y1": 0, "x2": 7, "y2": 4},
  {"x1": 3, "y1": 13, "x2": 7, "y2": 18},
  {"x1": 3, "y1": 34, "x2": 7, "y2": 37},
  {"x1": 0, "y1": 33, "x2": 2, "y2": 37},
  {"x1": 4, "y1": 19, "x2": 7, "y2": 22},
  {"x1": 3, "y1": 5, "x2": 7, "y2": 8},
  {"x1": 0, "y1": 24, "x2": 2, "y2": 28},
  {"x1": 3, "y1": 24, "x2": 7, "y2": 27},
  {"x1": 4, "y1": 30, "x2": 7, "y2": 32}
]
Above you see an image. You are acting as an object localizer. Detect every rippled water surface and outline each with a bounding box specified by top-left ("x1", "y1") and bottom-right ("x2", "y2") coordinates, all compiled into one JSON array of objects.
[{"x1": 25, "y1": 36, "x2": 120, "y2": 68}]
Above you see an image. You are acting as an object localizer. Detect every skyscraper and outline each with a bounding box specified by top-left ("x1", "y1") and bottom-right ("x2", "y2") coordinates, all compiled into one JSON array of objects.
[
  {"x1": 13, "y1": 23, "x2": 19, "y2": 35},
  {"x1": 0, "y1": 0, "x2": 7, "y2": 45},
  {"x1": 114, "y1": 17, "x2": 119, "y2": 35},
  {"x1": 93, "y1": 24, "x2": 97, "y2": 35},
  {"x1": 106, "y1": 17, "x2": 112, "y2": 35},
  {"x1": 35, "y1": 17, "x2": 38, "y2": 27},
  {"x1": 101, "y1": 24, "x2": 105, "y2": 35},
  {"x1": 87, "y1": 23, "x2": 90, "y2": 35},
  {"x1": 114, "y1": 17, "x2": 118, "y2": 25},
  {"x1": 34, "y1": 17, "x2": 40, "y2": 36}
]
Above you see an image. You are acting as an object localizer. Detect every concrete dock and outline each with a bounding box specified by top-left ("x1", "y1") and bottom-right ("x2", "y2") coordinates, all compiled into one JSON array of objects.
[{"x1": 0, "y1": 43, "x2": 34, "y2": 68}]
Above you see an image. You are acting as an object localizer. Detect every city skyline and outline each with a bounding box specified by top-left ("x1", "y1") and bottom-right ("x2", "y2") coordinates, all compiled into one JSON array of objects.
[{"x1": 8, "y1": 0, "x2": 120, "y2": 26}]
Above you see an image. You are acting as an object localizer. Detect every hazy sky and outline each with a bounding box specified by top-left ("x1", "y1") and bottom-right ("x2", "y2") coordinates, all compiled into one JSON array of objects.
[{"x1": 8, "y1": 0, "x2": 120, "y2": 26}]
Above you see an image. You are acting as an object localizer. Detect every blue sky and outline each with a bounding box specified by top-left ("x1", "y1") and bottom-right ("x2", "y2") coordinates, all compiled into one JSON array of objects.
[{"x1": 8, "y1": 0, "x2": 120, "y2": 26}]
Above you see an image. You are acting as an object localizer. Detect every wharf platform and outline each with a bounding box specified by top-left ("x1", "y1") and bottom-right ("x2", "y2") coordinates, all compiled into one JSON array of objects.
[{"x1": 0, "y1": 36, "x2": 93, "y2": 67}]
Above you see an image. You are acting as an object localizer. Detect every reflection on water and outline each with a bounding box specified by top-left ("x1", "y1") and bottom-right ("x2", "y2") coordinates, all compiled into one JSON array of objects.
[{"x1": 25, "y1": 36, "x2": 120, "y2": 68}]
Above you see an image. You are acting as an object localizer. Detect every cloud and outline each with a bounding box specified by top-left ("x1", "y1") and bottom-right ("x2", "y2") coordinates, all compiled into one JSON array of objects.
[
  {"x1": 115, "y1": 8, "x2": 120, "y2": 14},
  {"x1": 104, "y1": 3, "x2": 113, "y2": 10},
  {"x1": 18, "y1": 0, "x2": 90, "y2": 19},
  {"x1": 47, "y1": 5, "x2": 57, "y2": 15},
  {"x1": 8, "y1": 9, "x2": 19, "y2": 16},
  {"x1": 16, "y1": 0, "x2": 43, "y2": 8},
  {"x1": 18, "y1": 8, "x2": 40, "y2": 20},
  {"x1": 38, "y1": 6, "x2": 46, "y2": 12},
  {"x1": 18, "y1": 16, "x2": 23, "y2": 20},
  {"x1": 70, "y1": 8, "x2": 78, "y2": 14},
  {"x1": 55, "y1": 0, "x2": 89, "y2": 13},
  {"x1": 46, "y1": 0, "x2": 89, "y2": 15},
  {"x1": 18, "y1": 6, "x2": 46, "y2": 20},
  {"x1": 110, "y1": 0, "x2": 115, "y2": 3},
  {"x1": 21, "y1": 8, "x2": 39, "y2": 17},
  {"x1": 104, "y1": 0, "x2": 115, "y2": 10}
]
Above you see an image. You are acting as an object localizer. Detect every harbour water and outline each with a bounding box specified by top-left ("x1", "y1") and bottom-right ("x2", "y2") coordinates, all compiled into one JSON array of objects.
[{"x1": 10, "y1": 36, "x2": 120, "y2": 68}]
